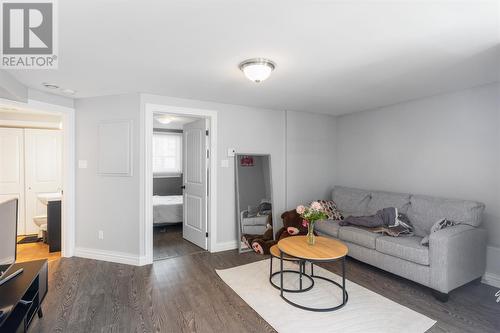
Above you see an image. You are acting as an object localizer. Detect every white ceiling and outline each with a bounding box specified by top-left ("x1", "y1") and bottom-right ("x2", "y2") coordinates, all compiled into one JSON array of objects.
[{"x1": 7, "y1": 0, "x2": 500, "y2": 115}]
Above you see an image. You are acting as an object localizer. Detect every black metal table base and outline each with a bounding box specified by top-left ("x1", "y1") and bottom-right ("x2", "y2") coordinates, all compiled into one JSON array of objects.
[
  {"x1": 279, "y1": 252, "x2": 348, "y2": 312},
  {"x1": 269, "y1": 257, "x2": 314, "y2": 293}
]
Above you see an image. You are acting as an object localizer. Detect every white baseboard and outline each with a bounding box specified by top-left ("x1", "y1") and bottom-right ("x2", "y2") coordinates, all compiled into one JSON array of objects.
[
  {"x1": 483, "y1": 246, "x2": 500, "y2": 288},
  {"x1": 74, "y1": 247, "x2": 142, "y2": 266},
  {"x1": 138, "y1": 255, "x2": 150, "y2": 266},
  {"x1": 482, "y1": 272, "x2": 500, "y2": 289},
  {"x1": 212, "y1": 240, "x2": 238, "y2": 253}
]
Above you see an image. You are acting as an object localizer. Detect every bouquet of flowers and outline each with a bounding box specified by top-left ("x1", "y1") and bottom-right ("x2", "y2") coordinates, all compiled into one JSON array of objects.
[{"x1": 296, "y1": 201, "x2": 328, "y2": 245}]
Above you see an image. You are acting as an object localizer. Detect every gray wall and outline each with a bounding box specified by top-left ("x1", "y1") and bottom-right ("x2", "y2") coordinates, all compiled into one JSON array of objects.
[
  {"x1": 335, "y1": 83, "x2": 500, "y2": 276},
  {"x1": 146, "y1": 96, "x2": 289, "y2": 242},
  {"x1": 286, "y1": 110, "x2": 337, "y2": 208},
  {"x1": 141, "y1": 95, "x2": 340, "y2": 247},
  {"x1": 75, "y1": 94, "x2": 140, "y2": 255},
  {"x1": 74, "y1": 93, "x2": 338, "y2": 257}
]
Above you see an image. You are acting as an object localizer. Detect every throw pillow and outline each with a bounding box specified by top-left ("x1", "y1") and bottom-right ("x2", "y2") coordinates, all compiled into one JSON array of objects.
[
  {"x1": 317, "y1": 200, "x2": 344, "y2": 220},
  {"x1": 420, "y1": 218, "x2": 458, "y2": 246},
  {"x1": 257, "y1": 199, "x2": 272, "y2": 216}
]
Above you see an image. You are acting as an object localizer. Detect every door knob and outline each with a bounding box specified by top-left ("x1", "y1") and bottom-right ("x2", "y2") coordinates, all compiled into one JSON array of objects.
[{"x1": 181, "y1": 185, "x2": 186, "y2": 189}]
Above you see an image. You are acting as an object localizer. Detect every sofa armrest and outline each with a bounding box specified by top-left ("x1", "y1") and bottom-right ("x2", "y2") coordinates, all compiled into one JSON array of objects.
[{"x1": 429, "y1": 224, "x2": 486, "y2": 293}]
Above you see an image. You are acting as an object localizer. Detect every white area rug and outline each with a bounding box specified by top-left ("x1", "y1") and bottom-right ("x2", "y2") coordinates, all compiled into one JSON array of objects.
[{"x1": 216, "y1": 259, "x2": 436, "y2": 333}]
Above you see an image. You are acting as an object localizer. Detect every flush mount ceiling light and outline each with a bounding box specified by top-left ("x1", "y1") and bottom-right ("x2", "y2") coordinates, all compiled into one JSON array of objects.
[
  {"x1": 239, "y1": 58, "x2": 276, "y2": 83},
  {"x1": 156, "y1": 115, "x2": 175, "y2": 124}
]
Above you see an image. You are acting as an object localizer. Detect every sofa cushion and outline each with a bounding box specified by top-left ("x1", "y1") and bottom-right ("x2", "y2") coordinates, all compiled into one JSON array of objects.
[
  {"x1": 376, "y1": 236, "x2": 429, "y2": 266},
  {"x1": 317, "y1": 200, "x2": 344, "y2": 220},
  {"x1": 332, "y1": 186, "x2": 371, "y2": 217},
  {"x1": 315, "y1": 220, "x2": 341, "y2": 238},
  {"x1": 338, "y1": 226, "x2": 382, "y2": 249},
  {"x1": 407, "y1": 195, "x2": 485, "y2": 236},
  {"x1": 366, "y1": 191, "x2": 411, "y2": 215}
]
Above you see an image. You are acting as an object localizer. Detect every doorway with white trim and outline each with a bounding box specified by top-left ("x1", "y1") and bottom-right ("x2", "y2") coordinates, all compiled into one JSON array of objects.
[
  {"x1": 152, "y1": 113, "x2": 209, "y2": 260},
  {"x1": 144, "y1": 103, "x2": 217, "y2": 264},
  {"x1": 0, "y1": 99, "x2": 75, "y2": 262}
]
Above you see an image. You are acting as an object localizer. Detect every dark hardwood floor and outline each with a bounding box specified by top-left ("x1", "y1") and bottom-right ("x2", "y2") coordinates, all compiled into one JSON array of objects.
[
  {"x1": 153, "y1": 224, "x2": 205, "y2": 261},
  {"x1": 30, "y1": 249, "x2": 499, "y2": 333}
]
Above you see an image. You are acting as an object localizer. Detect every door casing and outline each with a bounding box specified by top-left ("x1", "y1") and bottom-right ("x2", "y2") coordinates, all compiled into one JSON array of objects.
[
  {"x1": 141, "y1": 98, "x2": 218, "y2": 265},
  {"x1": 0, "y1": 97, "x2": 76, "y2": 258}
]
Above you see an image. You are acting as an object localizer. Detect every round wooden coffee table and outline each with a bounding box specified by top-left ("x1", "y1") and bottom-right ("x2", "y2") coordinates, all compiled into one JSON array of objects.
[
  {"x1": 277, "y1": 236, "x2": 349, "y2": 312},
  {"x1": 269, "y1": 245, "x2": 314, "y2": 292}
]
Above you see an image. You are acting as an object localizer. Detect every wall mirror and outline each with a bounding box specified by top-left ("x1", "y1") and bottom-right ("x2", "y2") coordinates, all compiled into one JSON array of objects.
[{"x1": 235, "y1": 154, "x2": 273, "y2": 253}]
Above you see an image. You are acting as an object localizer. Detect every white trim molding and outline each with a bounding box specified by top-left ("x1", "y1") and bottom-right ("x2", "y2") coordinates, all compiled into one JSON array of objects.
[
  {"x1": 213, "y1": 240, "x2": 238, "y2": 253},
  {"x1": 140, "y1": 94, "x2": 218, "y2": 265},
  {"x1": 483, "y1": 246, "x2": 500, "y2": 288},
  {"x1": 74, "y1": 247, "x2": 142, "y2": 266},
  {"x1": 482, "y1": 272, "x2": 500, "y2": 289}
]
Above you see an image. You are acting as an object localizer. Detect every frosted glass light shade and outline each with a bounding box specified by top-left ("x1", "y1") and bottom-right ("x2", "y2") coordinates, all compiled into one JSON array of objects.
[
  {"x1": 156, "y1": 115, "x2": 172, "y2": 124},
  {"x1": 239, "y1": 58, "x2": 276, "y2": 83}
]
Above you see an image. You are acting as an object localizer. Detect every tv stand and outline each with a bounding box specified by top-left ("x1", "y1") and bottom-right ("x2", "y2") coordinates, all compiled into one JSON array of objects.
[
  {"x1": 0, "y1": 260, "x2": 48, "y2": 332},
  {"x1": 0, "y1": 268, "x2": 24, "y2": 286}
]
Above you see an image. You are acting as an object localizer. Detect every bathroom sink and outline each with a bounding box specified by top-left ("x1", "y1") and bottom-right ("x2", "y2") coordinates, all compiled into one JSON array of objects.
[{"x1": 37, "y1": 192, "x2": 62, "y2": 205}]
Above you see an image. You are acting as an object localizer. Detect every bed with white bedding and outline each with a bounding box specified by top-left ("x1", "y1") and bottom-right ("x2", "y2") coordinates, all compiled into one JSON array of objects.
[{"x1": 153, "y1": 195, "x2": 183, "y2": 225}]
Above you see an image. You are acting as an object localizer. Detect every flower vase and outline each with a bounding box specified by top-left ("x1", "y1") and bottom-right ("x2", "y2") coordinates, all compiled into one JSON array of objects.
[{"x1": 307, "y1": 222, "x2": 315, "y2": 245}]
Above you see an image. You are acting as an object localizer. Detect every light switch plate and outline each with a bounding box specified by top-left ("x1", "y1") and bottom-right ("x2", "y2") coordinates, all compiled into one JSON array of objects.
[
  {"x1": 227, "y1": 148, "x2": 235, "y2": 157},
  {"x1": 78, "y1": 160, "x2": 88, "y2": 169},
  {"x1": 221, "y1": 159, "x2": 229, "y2": 168}
]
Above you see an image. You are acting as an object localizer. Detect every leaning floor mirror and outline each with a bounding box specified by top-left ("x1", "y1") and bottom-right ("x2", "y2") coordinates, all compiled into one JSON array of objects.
[{"x1": 235, "y1": 154, "x2": 274, "y2": 253}]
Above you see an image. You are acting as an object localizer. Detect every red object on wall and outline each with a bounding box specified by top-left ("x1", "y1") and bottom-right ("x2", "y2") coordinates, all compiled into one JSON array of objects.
[{"x1": 240, "y1": 156, "x2": 254, "y2": 167}]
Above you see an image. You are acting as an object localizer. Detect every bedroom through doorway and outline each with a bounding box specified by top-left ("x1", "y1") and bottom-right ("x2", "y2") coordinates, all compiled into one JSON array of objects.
[{"x1": 152, "y1": 113, "x2": 208, "y2": 261}]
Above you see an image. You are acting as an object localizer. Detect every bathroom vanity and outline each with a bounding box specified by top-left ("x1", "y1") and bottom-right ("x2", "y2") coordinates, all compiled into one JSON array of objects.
[{"x1": 37, "y1": 193, "x2": 62, "y2": 253}]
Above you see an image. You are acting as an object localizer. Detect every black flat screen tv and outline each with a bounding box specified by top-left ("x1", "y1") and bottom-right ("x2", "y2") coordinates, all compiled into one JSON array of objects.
[{"x1": 0, "y1": 199, "x2": 18, "y2": 281}]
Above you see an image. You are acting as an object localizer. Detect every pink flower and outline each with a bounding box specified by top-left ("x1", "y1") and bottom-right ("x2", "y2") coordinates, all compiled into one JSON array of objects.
[
  {"x1": 296, "y1": 205, "x2": 306, "y2": 214},
  {"x1": 311, "y1": 201, "x2": 322, "y2": 210},
  {"x1": 302, "y1": 219, "x2": 309, "y2": 227}
]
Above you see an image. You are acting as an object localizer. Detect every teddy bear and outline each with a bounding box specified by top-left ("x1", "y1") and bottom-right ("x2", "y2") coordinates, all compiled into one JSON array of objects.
[
  {"x1": 241, "y1": 224, "x2": 274, "y2": 251},
  {"x1": 248, "y1": 209, "x2": 313, "y2": 255},
  {"x1": 276, "y1": 209, "x2": 310, "y2": 239}
]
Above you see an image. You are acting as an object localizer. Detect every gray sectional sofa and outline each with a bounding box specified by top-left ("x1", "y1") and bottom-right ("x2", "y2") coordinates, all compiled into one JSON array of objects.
[{"x1": 316, "y1": 186, "x2": 487, "y2": 301}]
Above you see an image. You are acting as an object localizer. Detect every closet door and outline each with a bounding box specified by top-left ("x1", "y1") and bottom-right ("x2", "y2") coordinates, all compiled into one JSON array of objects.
[
  {"x1": 0, "y1": 128, "x2": 25, "y2": 235},
  {"x1": 24, "y1": 129, "x2": 62, "y2": 235}
]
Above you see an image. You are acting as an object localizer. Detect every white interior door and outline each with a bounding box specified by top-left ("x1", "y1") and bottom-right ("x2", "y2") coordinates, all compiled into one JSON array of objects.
[
  {"x1": 24, "y1": 129, "x2": 62, "y2": 235},
  {"x1": 0, "y1": 128, "x2": 25, "y2": 235},
  {"x1": 182, "y1": 118, "x2": 208, "y2": 249}
]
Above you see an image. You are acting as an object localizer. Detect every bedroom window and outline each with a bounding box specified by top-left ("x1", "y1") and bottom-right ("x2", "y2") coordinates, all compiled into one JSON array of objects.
[{"x1": 153, "y1": 132, "x2": 182, "y2": 177}]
